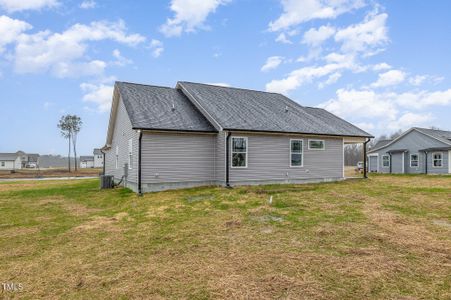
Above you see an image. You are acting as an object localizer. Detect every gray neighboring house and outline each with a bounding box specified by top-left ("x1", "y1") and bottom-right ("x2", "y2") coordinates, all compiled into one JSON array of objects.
[
  {"x1": 102, "y1": 81, "x2": 373, "y2": 193},
  {"x1": 367, "y1": 127, "x2": 451, "y2": 174}
]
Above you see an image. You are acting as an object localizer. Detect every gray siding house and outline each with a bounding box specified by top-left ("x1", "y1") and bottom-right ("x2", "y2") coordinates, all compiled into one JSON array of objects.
[
  {"x1": 103, "y1": 81, "x2": 372, "y2": 193},
  {"x1": 367, "y1": 127, "x2": 451, "y2": 174}
]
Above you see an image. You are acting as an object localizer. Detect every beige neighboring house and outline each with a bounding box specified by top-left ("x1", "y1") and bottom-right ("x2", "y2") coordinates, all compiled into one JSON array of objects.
[
  {"x1": 93, "y1": 148, "x2": 104, "y2": 168},
  {"x1": 0, "y1": 153, "x2": 22, "y2": 170}
]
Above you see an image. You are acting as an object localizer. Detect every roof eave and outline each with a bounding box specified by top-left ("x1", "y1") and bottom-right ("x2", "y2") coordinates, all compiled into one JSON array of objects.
[{"x1": 223, "y1": 128, "x2": 374, "y2": 138}]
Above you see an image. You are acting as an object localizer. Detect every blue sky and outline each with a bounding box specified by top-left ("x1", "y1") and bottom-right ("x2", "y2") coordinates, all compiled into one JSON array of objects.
[{"x1": 1, "y1": 0, "x2": 451, "y2": 155}]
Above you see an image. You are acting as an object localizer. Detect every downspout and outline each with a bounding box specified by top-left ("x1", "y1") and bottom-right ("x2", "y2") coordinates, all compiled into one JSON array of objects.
[
  {"x1": 100, "y1": 149, "x2": 106, "y2": 175},
  {"x1": 389, "y1": 153, "x2": 392, "y2": 174},
  {"x1": 138, "y1": 130, "x2": 143, "y2": 195},
  {"x1": 225, "y1": 131, "x2": 231, "y2": 187},
  {"x1": 363, "y1": 138, "x2": 370, "y2": 179},
  {"x1": 424, "y1": 151, "x2": 428, "y2": 174}
]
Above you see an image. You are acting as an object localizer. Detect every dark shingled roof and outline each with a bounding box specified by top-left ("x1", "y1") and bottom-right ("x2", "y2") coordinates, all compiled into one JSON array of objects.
[
  {"x1": 93, "y1": 148, "x2": 102, "y2": 155},
  {"x1": 178, "y1": 82, "x2": 372, "y2": 137},
  {"x1": 116, "y1": 82, "x2": 217, "y2": 132}
]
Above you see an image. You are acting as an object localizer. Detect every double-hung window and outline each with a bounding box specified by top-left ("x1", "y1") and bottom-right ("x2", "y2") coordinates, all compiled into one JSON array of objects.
[
  {"x1": 382, "y1": 155, "x2": 390, "y2": 168},
  {"x1": 410, "y1": 154, "x2": 419, "y2": 167},
  {"x1": 290, "y1": 139, "x2": 303, "y2": 167},
  {"x1": 432, "y1": 152, "x2": 443, "y2": 167},
  {"x1": 128, "y1": 139, "x2": 133, "y2": 169},
  {"x1": 231, "y1": 137, "x2": 247, "y2": 168},
  {"x1": 308, "y1": 139, "x2": 325, "y2": 150}
]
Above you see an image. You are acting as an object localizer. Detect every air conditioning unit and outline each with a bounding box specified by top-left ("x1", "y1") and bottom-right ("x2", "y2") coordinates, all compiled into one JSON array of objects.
[{"x1": 100, "y1": 175, "x2": 114, "y2": 189}]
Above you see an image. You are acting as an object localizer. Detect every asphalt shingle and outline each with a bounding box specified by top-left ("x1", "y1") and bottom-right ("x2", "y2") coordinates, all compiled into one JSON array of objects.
[
  {"x1": 116, "y1": 82, "x2": 217, "y2": 132},
  {"x1": 178, "y1": 82, "x2": 372, "y2": 137}
]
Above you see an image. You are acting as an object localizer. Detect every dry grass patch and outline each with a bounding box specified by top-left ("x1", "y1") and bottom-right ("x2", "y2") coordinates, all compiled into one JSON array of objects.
[{"x1": 0, "y1": 175, "x2": 450, "y2": 299}]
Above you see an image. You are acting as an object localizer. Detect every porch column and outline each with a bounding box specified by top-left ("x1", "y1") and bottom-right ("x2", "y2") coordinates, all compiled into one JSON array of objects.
[{"x1": 363, "y1": 139, "x2": 369, "y2": 178}]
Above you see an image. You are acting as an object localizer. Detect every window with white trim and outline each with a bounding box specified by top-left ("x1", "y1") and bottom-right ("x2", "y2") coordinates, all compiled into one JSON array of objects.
[
  {"x1": 410, "y1": 154, "x2": 419, "y2": 167},
  {"x1": 1, "y1": 162, "x2": 4, "y2": 167},
  {"x1": 290, "y1": 139, "x2": 303, "y2": 167},
  {"x1": 128, "y1": 139, "x2": 133, "y2": 169},
  {"x1": 382, "y1": 155, "x2": 390, "y2": 167},
  {"x1": 231, "y1": 137, "x2": 247, "y2": 168},
  {"x1": 432, "y1": 152, "x2": 443, "y2": 167},
  {"x1": 308, "y1": 139, "x2": 325, "y2": 150},
  {"x1": 115, "y1": 146, "x2": 119, "y2": 169}
]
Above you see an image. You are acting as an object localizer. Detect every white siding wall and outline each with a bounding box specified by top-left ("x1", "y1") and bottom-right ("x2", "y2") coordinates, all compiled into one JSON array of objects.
[
  {"x1": 228, "y1": 133, "x2": 343, "y2": 184},
  {"x1": 104, "y1": 96, "x2": 138, "y2": 183},
  {"x1": 93, "y1": 155, "x2": 103, "y2": 168}
]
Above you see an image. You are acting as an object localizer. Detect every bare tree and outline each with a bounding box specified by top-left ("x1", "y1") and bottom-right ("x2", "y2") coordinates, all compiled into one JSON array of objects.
[
  {"x1": 68, "y1": 115, "x2": 82, "y2": 172},
  {"x1": 58, "y1": 115, "x2": 72, "y2": 172}
]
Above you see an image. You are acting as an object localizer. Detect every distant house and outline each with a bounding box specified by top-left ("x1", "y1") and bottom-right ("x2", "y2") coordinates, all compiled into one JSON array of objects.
[
  {"x1": 93, "y1": 149, "x2": 104, "y2": 168},
  {"x1": 80, "y1": 156, "x2": 94, "y2": 168},
  {"x1": 16, "y1": 151, "x2": 40, "y2": 168},
  {"x1": 102, "y1": 81, "x2": 372, "y2": 193},
  {"x1": 0, "y1": 153, "x2": 22, "y2": 170},
  {"x1": 368, "y1": 127, "x2": 451, "y2": 174}
]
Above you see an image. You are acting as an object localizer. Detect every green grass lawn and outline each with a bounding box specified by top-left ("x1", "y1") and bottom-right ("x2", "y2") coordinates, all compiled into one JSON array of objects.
[{"x1": 0, "y1": 175, "x2": 450, "y2": 299}]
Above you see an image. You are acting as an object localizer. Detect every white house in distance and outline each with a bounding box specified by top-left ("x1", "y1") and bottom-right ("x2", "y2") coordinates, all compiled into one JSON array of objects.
[
  {"x1": 93, "y1": 148, "x2": 104, "y2": 168},
  {"x1": 0, "y1": 153, "x2": 22, "y2": 170},
  {"x1": 80, "y1": 156, "x2": 94, "y2": 168}
]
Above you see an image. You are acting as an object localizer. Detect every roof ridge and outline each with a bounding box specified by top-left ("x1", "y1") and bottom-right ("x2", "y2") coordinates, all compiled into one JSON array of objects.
[
  {"x1": 116, "y1": 81, "x2": 175, "y2": 90},
  {"x1": 178, "y1": 81, "x2": 283, "y2": 96},
  {"x1": 414, "y1": 127, "x2": 451, "y2": 133}
]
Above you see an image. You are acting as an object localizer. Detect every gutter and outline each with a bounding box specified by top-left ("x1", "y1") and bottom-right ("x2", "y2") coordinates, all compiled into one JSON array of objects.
[
  {"x1": 225, "y1": 131, "x2": 231, "y2": 187},
  {"x1": 424, "y1": 151, "x2": 428, "y2": 174},
  {"x1": 223, "y1": 128, "x2": 374, "y2": 139},
  {"x1": 138, "y1": 130, "x2": 143, "y2": 195}
]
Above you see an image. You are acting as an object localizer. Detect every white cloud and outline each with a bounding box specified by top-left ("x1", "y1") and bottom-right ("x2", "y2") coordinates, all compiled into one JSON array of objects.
[
  {"x1": 149, "y1": 39, "x2": 164, "y2": 58},
  {"x1": 13, "y1": 20, "x2": 145, "y2": 77},
  {"x1": 371, "y1": 69, "x2": 406, "y2": 88},
  {"x1": 261, "y1": 56, "x2": 284, "y2": 72},
  {"x1": 0, "y1": 16, "x2": 32, "y2": 52},
  {"x1": 111, "y1": 49, "x2": 132, "y2": 66},
  {"x1": 302, "y1": 25, "x2": 335, "y2": 47},
  {"x1": 275, "y1": 33, "x2": 292, "y2": 44},
  {"x1": 80, "y1": 0, "x2": 96, "y2": 9},
  {"x1": 266, "y1": 54, "x2": 360, "y2": 94},
  {"x1": 335, "y1": 12, "x2": 388, "y2": 54},
  {"x1": 0, "y1": 0, "x2": 58, "y2": 12},
  {"x1": 318, "y1": 72, "x2": 341, "y2": 89},
  {"x1": 372, "y1": 62, "x2": 391, "y2": 71},
  {"x1": 80, "y1": 83, "x2": 114, "y2": 112},
  {"x1": 269, "y1": 0, "x2": 365, "y2": 32},
  {"x1": 408, "y1": 74, "x2": 444, "y2": 86},
  {"x1": 160, "y1": 0, "x2": 230, "y2": 37},
  {"x1": 387, "y1": 112, "x2": 434, "y2": 131},
  {"x1": 319, "y1": 88, "x2": 398, "y2": 119},
  {"x1": 395, "y1": 89, "x2": 451, "y2": 109}
]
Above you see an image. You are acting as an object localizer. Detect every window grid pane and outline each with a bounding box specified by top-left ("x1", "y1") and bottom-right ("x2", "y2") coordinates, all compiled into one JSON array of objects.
[{"x1": 232, "y1": 137, "x2": 247, "y2": 167}]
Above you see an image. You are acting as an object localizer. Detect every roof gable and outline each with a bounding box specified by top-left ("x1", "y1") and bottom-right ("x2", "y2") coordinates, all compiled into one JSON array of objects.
[
  {"x1": 117, "y1": 82, "x2": 216, "y2": 132},
  {"x1": 369, "y1": 127, "x2": 451, "y2": 153}
]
